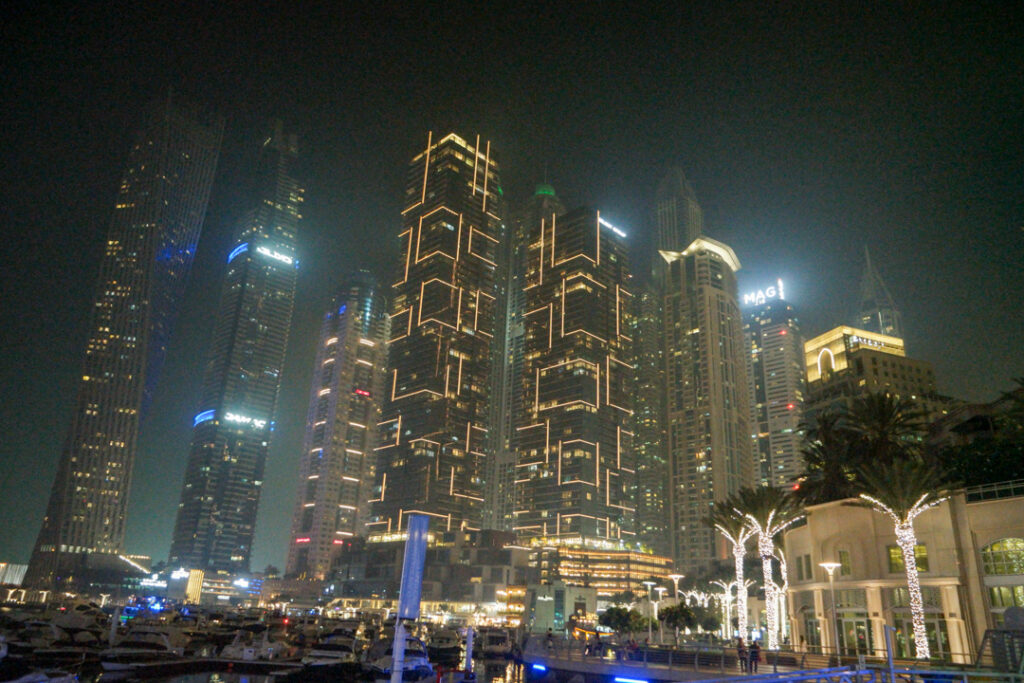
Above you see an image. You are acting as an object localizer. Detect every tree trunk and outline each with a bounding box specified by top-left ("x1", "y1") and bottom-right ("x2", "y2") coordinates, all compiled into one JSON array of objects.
[
  {"x1": 897, "y1": 522, "x2": 930, "y2": 659},
  {"x1": 760, "y1": 534, "x2": 779, "y2": 650},
  {"x1": 735, "y1": 547, "x2": 748, "y2": 640}
]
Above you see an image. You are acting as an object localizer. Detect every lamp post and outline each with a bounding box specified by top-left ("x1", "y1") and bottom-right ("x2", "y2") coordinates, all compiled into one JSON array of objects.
[
  {"x1": 668, "y1": 574, "x2": 685, "y2": 605},
  {"x1": 655, "y1": 587, "x2": 667, "y2": 644},
  {"x1": 642, "y1": 581, "x2": 656, "y2": 644},
  {"x1": 819, "y1": 562, "x2": 841, "y2": 661}
]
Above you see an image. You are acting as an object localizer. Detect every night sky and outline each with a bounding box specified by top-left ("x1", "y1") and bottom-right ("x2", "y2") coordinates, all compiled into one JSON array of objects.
[{"x1": 2, "y1": 4, "x2": 1022, "y2": 572}]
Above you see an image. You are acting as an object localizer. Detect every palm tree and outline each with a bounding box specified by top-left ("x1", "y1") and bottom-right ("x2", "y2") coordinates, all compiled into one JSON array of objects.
[
  {"x1": 704, "y1": 498, "x2": 754, "y2": 640},
  {"x1": 859, "y1": 459, "x2": 948, "y2": 660},
  {"x1": 846, "y1": 393, "x2": 926, "y2": 467},
  {"x1": 798, "y1": 412, "x2": 858, "y2": 504},
  {"x1": 734, "y1": 486, "x2": 804, "y2": 651}
]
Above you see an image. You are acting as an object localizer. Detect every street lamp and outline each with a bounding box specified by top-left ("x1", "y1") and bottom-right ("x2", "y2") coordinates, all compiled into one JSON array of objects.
[
  {"x1": 668, "y1": 574, "x2": 685, "y2": 604},
  {"x1": 642, "y1": 581, "x2": 656, "y2": 644},
  {"x1": 655, "y1": 587, "x2": 667, "y2": 644},
  {"x1": 819, "y1": 562, "x2": 842, "y2": 661}
]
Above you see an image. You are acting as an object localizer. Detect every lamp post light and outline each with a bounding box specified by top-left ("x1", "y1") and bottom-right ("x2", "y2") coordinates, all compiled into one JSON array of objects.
[
  {"x1": 668, "y1": 574, "x2": 685, "y2": 605},
  {"x1": 819, "y1": 562, "x2": 842, "y2": 661},
  {"x1": 642, "y1": 581, "x2": 656, "y2": 644}
]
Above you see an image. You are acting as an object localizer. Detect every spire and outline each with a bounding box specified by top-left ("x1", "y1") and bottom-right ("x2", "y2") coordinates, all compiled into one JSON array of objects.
[{"x1": 857, "y1": 246, "x2": 904, "y2": 340}]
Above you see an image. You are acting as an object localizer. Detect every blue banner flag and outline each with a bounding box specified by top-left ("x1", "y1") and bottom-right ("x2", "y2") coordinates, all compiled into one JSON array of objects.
[{"x1": 396, "y1": 514, "x2": 429, "y2": 620}]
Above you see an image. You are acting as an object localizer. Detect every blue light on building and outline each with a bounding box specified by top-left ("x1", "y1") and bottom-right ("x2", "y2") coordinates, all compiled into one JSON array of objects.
[
  {"x1": 193, "y1": 409, "x2": 216, "y2": 426},
  {"x1": 227, "y1": 243, "x2": 249, "y2": 263}
]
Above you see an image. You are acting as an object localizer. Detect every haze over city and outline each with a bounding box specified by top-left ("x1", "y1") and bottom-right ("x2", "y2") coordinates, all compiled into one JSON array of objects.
[{"x1": 2, "y1": 3, "x2": 1022, "y2": 574}]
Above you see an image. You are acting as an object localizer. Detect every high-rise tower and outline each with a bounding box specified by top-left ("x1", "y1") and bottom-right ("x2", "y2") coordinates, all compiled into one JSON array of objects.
[
  {"x1": 857, "y1": 246, "x2": 904, "y2": 340},
  {"x1": 371, "y1": 132, "x2": 502, "y2": 535},
  {"x1": 169, "y1": 123, "x2": 302, "y2": 572},
  {"x1": 514, "y1": 207, "x2": 636, "y2": 546},
  {"x1": 662, "y1": 238, "x2": 752, "y2": 573},
  {"x1": 744, "y1": 293, "x2": 805, "y2": 488},
  {"x1": 286, "y1": 272, "x2": 389, "y2": 579},
  {"x1": 484, "y1": 183, "x2": 565, "y2": 531},
  {"x1": 655, "y1": 167, "x2": 704, "y2": 252},
  {"x1": 631, "y1": 283, "x2": 669, "y2": 556},
  {"x1": 26, "y1": 97, "x2": 222, "y2": 587}
]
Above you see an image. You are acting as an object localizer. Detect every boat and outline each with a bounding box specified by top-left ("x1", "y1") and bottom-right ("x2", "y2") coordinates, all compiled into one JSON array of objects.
[
  {"x1": 301, "y1": 638, "x2": 359, "y2": 665},
  {"x1": 427, "y1": 628, "x2": 462, "y2": 660},
  {"x1": 99, "y1": 631, "x2": 186, "y2": 672},
  {"x1": 476, "y1": 627, "x2": 511, "y2": 658},
  {"x1": 220, "y1": 627, "x2": 293, "y2": 661},
  {"x1": 365, "y1": 636, "x2": 433, "y2": 679}
]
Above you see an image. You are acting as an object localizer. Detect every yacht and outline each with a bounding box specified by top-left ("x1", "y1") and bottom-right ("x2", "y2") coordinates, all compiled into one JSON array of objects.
[
  {"x1": 476, "y1": 627, "x2": 511, "y2": 658},
  {"x1": 427, "y1": 628, "x2": 462, "y2": 660},
  {"x1": 99, "y1": 631, "x2": 185, "y2": 672},
  {"x1": 365, "y1": 636, "x2": 432, "y2": 679},
  {"x1": 220, "y1": 627, "x2": 292, "y2": 661},
  {"x1": 302, "y1": 637, "x2": 359, "y2": 665}
]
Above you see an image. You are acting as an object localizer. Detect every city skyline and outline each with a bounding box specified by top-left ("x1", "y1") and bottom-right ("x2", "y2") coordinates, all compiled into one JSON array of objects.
[{"x1": 3, "y1": 5, "x2": 1022, "y2": 570}]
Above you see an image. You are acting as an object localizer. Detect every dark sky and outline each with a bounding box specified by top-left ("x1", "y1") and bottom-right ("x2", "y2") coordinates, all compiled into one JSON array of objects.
[{"x1": 2, "y1": 3, "x2": 1022, "y2": 571}]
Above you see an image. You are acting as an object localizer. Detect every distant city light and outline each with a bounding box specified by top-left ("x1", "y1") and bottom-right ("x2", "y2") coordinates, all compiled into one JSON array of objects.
[{"x1": 256, "y1": 245, "x2": 294, "y2": 265}]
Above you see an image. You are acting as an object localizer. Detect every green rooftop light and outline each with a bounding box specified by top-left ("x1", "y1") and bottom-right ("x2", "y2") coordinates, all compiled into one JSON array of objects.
[{"x1": 534, "y1": 183, "x2": 556, "y2": 197}]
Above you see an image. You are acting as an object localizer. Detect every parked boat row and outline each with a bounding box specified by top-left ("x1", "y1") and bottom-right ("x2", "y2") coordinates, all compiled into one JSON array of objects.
[{"x1": 0, "y1": 600, "x2": 521, "y2": 682}]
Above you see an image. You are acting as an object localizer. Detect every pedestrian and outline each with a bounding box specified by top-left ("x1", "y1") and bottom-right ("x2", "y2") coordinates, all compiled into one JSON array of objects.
[
  {"x1": 749, "y1": 640, "x2": 761, "y2": 673},
  {"x1": 737, "y1": 638, "x2": 747, "y2": 673},
  {"x1": 546, "y1": 628, "x2": 554, "y2": 650}
]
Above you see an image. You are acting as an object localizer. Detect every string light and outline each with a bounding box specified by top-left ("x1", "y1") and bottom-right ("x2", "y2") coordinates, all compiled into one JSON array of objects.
[
  {"x1": 716, "y1": 521, "x2": 755, "y2": 640},
  {"x1": 860, "y1": 492, "x2": 948, "y2": 660},
  {"x1": 741, "y1": 507, "x2": 804, "y2": 651}
]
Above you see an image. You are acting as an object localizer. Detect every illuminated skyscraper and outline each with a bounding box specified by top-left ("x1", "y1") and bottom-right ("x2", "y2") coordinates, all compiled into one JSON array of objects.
[
  {"x1": 662, "y1": 238, "x2": 753, "y2": 573},
  {"x1": 857, "y1": 246, "x2": 904, "y2": 340},
  {"x1": 514, "y1": 207, "x2": 636, "y2": 546},
  {"x1": 371, "y1": 132, "x2": 502, "y2": 535},
  {"x1": 169, "y1": 123, "x2": 302, "y2": 572},
  {"x1": 744, "y1": 293, "x2": 805, "y2": 488},
  {"x1": 484, "y1": 183, "x2": 565, "y2": 531},
  {"x1": 631, "y1": 283, "x2": 669, "y2": 556},
  {"x1": 286, "y1": 272, "x2": 389, "y2": 579},
  {"x1": 26, "y1": 97, "x2": 222, "y2": 587}
]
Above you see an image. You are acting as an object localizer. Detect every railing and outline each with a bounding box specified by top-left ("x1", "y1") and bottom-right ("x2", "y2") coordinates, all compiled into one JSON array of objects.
[{"x1": 523, "y1": 639, "x2": 1018, "y2": 682}]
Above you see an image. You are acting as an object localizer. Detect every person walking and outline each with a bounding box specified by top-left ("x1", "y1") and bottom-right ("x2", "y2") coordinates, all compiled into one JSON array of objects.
[
  {"x1": 749, "y1": 640, "x2": 761, "y2": 673},
  {"x1": 737, "y1": 638, "x2": 748, "y2": 673}
]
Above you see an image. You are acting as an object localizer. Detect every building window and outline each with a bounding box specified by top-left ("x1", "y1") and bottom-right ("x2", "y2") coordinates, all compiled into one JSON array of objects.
[
  {"x1": 888, "y1": 545, "x2": 929, "y2": 573},
  {"x1": 988, "y1": 585, "x2": 1024, "y2": 608},
  {"x1": 982, "y1": 538, "x2": 1024, "y2": 575},
  {"x1": 838, "y1": 550, "x2": 852, "y2": 576}
]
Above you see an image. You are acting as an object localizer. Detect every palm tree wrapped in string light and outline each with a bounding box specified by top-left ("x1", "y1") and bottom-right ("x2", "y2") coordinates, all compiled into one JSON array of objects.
[
  {"x1": 705, "y1": 498, "x2": 755, "y2": 640},
  {"x1": 859, "y1": 459, "x2": 949, "y2": 660},
  {"x1": 735, "y1": 486, "x2": 804, "y2": 651}
]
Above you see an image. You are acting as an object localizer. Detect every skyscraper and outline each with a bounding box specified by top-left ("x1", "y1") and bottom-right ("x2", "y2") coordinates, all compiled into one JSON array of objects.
[
  {"x1": 484, "y1": 183, "x2": 565, "y2": 531},
  {"x1": 744, "y1": 290, "x2": 805, "y2": 488},
  {"x1": 514, "y1": 207, "x2": 636, "y2": 546},
  {"x1": 286, "y1": 272, "x2": 389, "y2": 579},
  {"x1": 857, "y1": 246, "x2": 904, "y2": 340},
  {"x1": 371, "y1": 132, "x2": 502, "y2": 535},
  {"x1": 631, "y1": 283, "x2": 669, "y2": 556},
  {"x1": 662, "y1": 238, "x2": 753, "y2": 573},
  {"x1": 655, "y1": 167, "x2": 704, "y2": 252},
  {"x1": 26, "y1": 96, "x2": 223, "y2": 587},
  {"x1": 169, "y1": 123, "x2": 302, "y2": 572}
]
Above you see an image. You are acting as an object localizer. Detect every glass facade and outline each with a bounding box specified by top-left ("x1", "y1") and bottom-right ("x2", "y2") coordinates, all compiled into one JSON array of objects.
[
  {"x1": 372, "y1": 133, "x2": 501, "y2": 535},
  {"x1": 169, "y1": 123, "x2": 302, "y2": 572},
  {"x1": 285, "y1": 272, "x2": 389, "y2": 579},
  {"x1": 27, "y1": 97, "x2": 223, "y2": 587}
]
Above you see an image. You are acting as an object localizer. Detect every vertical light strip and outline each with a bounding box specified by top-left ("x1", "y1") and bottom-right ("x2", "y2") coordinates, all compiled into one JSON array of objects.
[
  {"x1": 421, "y1": 131, "x2": 432, "y2": 203},
  {"x1": 482, "y1": 139, "x2": 491, "y2": 213}
]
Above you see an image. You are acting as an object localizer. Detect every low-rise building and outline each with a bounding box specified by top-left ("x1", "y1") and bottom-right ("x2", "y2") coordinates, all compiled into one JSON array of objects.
[{"x1": 783, "y1": 483, "x2": 1024, "y2": 663}]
